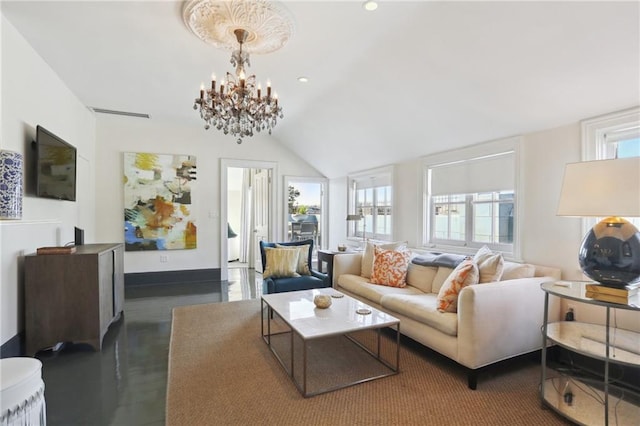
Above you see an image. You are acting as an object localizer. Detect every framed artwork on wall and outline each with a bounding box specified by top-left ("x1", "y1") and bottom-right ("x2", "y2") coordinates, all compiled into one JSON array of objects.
[{"x1": 123, "y1": 152, "x2": 197, "y2": 251}]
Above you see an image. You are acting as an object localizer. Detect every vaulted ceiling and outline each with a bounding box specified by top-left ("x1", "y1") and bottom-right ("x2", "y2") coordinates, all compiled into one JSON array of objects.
[{"x1": 3, "y1": 1, "x2": 639, "y2": 178}]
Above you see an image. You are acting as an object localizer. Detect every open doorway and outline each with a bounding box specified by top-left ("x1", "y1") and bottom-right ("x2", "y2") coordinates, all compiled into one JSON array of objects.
[
  {"x1": 221, "y1": 159, "x2": 277, "y2": 300},
  {"x1": 284, "y1": 176, "x2": 328, "y2": 257}
]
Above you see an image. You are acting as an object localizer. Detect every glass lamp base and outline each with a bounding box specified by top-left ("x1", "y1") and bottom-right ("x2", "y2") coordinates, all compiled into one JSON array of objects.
[{"x1": 578, "y1": 217, "x2": 640, "y2": 287}]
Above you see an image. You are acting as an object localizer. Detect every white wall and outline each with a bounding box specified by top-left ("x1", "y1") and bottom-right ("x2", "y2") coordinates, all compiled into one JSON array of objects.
[
  {"x1": 94, "y1": 114, "x2": 323, "y2": 274},
  {"x1": 1, "y1": 15, "x2": 96, "y2": 346},
  {"x1": 519, "y1": 124, "x2": 582, "y2": 276}
]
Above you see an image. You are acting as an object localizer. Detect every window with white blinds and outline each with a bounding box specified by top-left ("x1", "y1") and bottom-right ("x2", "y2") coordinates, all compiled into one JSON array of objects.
[{"x1": 424, "y1": 138, "x2": 520, "y2": 255}]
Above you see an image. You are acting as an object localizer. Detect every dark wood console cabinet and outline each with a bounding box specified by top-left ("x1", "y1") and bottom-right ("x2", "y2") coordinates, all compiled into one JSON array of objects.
[{"x1": 24, "y1": 243, "x2": 124, "y2": 356}]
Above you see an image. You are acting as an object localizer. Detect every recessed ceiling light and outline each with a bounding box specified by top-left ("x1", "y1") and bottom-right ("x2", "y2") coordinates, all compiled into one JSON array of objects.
[
  {"x1": 363, "y1": 1, "x2": 378, "y2": 12},
  {"x1": 297, "y1": 76, "x2": 309, "y2": 83}
]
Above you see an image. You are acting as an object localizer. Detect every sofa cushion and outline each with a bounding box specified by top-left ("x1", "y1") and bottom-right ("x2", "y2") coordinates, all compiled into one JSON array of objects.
[
  {"x1": 361, "y1": 241, "x2": 407, "y2": 278},
  {"x1": 381, "y1": 294, "x2": 458, "y2": 337},
  {"x1": 501, "y1": 262, "x2": 536, "y2": 280},
  {"x1": 406, "y1": 263, "x2": 438, "y2": 294},
  {"x1": 265, "y1": 275, "x2": 326, "y2": 294},
  {"x1": 337, "y1": 274, "x2": 423, "y2": 305},
  {"x1": 262, "y1": 247, "x2": 300, "y2": 279},
  {"x1": 370, "y1": 246, "x2": 412, "y2": 287},
  {"x1": 437, "y1": 260, "x2": 480, "y2": 313},
  {"x1": 473, "y1": 245, "x2": 504, "y2": 283},
  {"x1": 276, "y1": 243, "x2": 311, "y2": 275},
  {"x1": 431, "y1": 266, "x2": 455, "y2": 294}
]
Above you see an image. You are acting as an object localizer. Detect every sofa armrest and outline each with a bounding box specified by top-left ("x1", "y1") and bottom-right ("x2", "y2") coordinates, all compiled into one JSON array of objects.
[
  {"x1": 263, "y1": 277, "x2": 276, "y2": 294},
  {"x1": 311, "y1": 270, "x2": 330, "y2": 286},
  {"x1": 456, "y1": 276, "x2": 559, "y2": 369},
  {"x1": 332, "y1": 253, "x2": 363, "y2": 287}
]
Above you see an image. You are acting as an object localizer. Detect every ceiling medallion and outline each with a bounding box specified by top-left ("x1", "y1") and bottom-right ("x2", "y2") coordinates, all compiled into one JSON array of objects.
[{"x1": 182, "y1": 0, "x2": 295, "y2": 54}]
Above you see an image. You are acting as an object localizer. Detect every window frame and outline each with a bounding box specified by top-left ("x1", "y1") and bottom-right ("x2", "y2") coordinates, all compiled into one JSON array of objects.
[
  {"x1": 347, "y1": 165, "x2": 394, "y2": 242},
  {"x1": 581, "y1": 107, "x2": 640, "y2": 232},
  {"x1": 422, "y1": 137, "x2": 522, "y2": 258}
]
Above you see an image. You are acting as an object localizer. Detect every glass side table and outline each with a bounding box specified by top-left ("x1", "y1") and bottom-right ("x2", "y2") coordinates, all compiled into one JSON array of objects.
[{"x1": 540, "y1": 281, "x2": 640, "y2": 426}]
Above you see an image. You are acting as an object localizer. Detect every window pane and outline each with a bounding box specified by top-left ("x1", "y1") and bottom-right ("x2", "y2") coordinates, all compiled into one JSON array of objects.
[
  {"x1": 499, "y1": 191, "x2": 514, "y2": 201},
  {"x1": 474, "y1": 216, "x2": 492, "y2": 242},
  {"x1": 354, "y1": 183, "x2": 392, "y2": 240},
  {"x1": 610, "y1": 138, "x2": 639, "y2": 228},
  {"x1": 434, "y1": 214, "x2": 448, "y2": 239},
  {"x1": 475, "y1": 203, "x2": 491, "y2": 216},
  {"x1": 450, "y1": 206, "x2": 465, "y2": 240},
  {"x1": 498, "y1": 201, "x2": 514, "y2": 243},
  {"x1": 617, "y1": 137, "x2": 640, "y2": 158},
  {"x1": 471, "y1": 192, "x2": 514, "y2": 244}
]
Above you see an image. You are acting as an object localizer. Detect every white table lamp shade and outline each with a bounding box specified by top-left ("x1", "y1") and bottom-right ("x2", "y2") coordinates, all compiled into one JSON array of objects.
[{"x1": 557, "y1": 157, "x2": 640, "y2": 218}]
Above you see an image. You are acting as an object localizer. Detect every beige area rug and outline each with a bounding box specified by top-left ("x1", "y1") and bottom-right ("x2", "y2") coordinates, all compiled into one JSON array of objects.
[{"x1": 166, "y1": 300, "x2": 570, "y2": 425}]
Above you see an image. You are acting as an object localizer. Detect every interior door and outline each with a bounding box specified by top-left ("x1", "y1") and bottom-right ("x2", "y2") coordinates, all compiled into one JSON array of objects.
[{"x1": 253, "y1": 168, "x2": 271, "y2": 272}]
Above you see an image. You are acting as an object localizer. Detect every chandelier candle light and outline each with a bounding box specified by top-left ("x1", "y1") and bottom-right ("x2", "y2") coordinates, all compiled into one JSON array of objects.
[{"x1": 193, "y1": 29, "x2": 283, "y2": 144}]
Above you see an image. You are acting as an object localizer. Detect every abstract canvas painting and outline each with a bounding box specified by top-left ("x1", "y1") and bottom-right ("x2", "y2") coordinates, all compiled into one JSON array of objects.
[{"x1": 123, "y1": 152, "x2": 197, "y2": 251}]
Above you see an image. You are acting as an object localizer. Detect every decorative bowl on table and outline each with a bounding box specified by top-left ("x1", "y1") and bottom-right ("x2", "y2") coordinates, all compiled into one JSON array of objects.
[{"x1": 314, "y1": 294, "x2": 332, "y2": 309}]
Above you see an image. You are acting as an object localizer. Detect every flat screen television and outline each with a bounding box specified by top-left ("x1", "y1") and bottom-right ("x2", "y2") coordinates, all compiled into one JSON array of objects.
[{"x1": 35, "y1": 125, "x2": 77, "y2": 201}]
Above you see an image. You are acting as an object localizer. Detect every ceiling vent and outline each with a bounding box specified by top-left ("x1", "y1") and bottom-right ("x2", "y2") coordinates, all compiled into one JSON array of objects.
[{"x1": 89, "y1": 107, "x2": 150, "y2": 119}]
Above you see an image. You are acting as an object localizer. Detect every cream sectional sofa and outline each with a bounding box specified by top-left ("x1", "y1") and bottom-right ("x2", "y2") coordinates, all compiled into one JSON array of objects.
[{"x1": 332, "y1": 250, "x2": 562, "y2": 389}]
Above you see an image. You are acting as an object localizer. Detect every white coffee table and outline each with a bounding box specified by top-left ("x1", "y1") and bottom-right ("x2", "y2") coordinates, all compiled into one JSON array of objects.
[{"x1": 261, "y1": 288, "x2": 400, "y2": 397}]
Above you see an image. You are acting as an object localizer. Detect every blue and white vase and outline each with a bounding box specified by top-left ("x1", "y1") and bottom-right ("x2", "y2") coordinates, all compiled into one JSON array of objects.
[{"x1": 0, "y1": 150, "x2": 23, "y2": 219}]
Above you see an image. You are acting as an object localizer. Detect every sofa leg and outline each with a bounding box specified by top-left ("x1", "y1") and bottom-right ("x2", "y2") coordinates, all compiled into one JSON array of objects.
[{"x1": 467, "y1": 371, "x2": 478, "y2": 390}]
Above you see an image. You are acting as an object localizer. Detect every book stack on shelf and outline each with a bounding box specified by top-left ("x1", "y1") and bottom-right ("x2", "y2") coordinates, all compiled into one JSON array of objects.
[
  {"x1": 585, "y1": 282, "x2": 640, "y2": 306},
  {"x1": 36, "y1": 246, "x2": 76, "y2": 255}
]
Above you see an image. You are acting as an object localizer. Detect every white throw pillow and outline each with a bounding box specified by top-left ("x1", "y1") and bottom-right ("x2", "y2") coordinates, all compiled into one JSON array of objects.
[{"x1": 473, "y1": 245, "x2": 504, "y2": 283}]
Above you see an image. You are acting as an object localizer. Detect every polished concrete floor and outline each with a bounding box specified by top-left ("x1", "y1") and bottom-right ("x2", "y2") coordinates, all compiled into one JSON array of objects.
[{"x1": 35, "y1": 266, "x2": 261, "y2": 426}]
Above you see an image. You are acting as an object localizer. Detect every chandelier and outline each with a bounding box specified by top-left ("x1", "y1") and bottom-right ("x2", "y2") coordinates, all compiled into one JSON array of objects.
[{"x1": 192, "y1": 28, "x2": 283, "y2": 144}]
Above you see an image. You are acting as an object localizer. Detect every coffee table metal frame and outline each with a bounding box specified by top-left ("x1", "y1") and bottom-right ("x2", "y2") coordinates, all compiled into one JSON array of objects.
[{"x1": 261, "y1": 288, "x2": 400, "y2": 397}]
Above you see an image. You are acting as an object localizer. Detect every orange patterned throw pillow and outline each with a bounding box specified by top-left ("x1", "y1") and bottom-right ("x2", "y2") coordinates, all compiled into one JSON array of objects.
[
  {"x1": 370, "y1": 246, "x2": 412, "y2": 287},
  {"x1": 436, "y1": 259, "x2": 479, "y2": 313}
]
